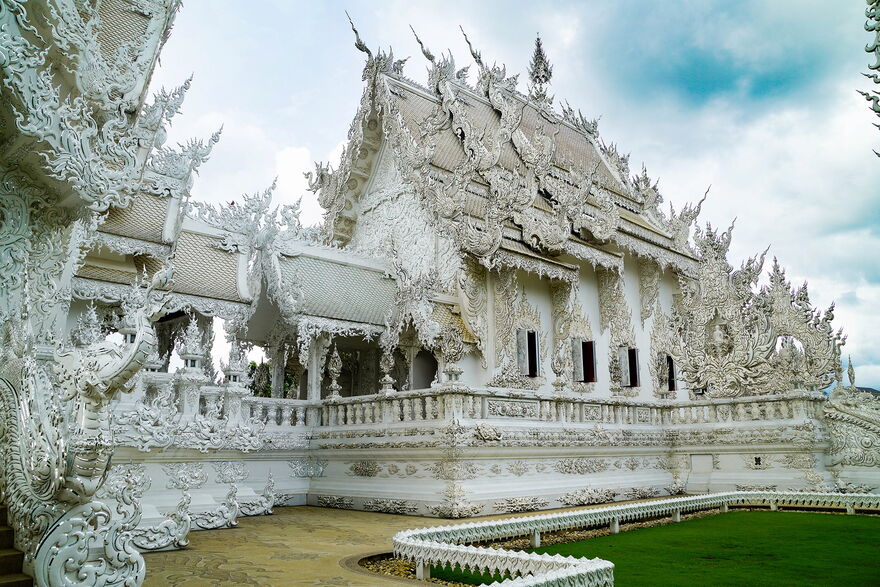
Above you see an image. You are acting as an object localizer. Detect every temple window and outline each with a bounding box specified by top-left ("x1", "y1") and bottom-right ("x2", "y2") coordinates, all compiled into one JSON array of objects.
[
  {"x1": 666, "y1": 355, "x2": 677, "y2": 391},
  {"x1": 572, "y1": 339, "x2": 597, "y2": 383},
  {"x1": 619, "y1": 347, "x2": 640, "y2": 387},
  {"x1": 517, "y1": 329, "x2": 541, "y2": 377}
]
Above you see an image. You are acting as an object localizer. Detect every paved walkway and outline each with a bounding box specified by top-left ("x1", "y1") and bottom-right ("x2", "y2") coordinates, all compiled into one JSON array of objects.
[
  {"x1": 142, "y1": 498, "x2": 665, "y2": 586},
  {"x1": 142, "y1": 506, "x2": 434, "y2": 586}
]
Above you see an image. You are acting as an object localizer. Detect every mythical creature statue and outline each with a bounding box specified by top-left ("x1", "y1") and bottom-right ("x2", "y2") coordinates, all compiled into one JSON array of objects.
[{"x1": 0, "y1": 271, "x2": 170, "y2": 585}]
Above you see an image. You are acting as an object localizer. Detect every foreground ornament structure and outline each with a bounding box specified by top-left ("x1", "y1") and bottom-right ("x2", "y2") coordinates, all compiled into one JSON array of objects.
[{"x1": 0, "y1": 2, "x2": 878, "y2": 585}]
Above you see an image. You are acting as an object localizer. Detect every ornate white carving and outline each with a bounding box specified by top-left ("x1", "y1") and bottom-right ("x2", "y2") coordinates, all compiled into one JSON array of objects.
[
  {"x1": 558, "y1": 487, "x2": 616, "y2": 506},
  {"x1": 163, "y1": 463, "x2": 208, "y2": 490},
  {"x1": 191, "y1": 485, "x2": 239, "y2": 530},
  {"x1": 239, "y1": 473, "x2": 276, "y2": 517}
]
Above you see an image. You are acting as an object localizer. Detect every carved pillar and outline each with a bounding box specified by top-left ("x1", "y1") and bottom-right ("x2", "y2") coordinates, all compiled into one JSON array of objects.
[
  {"x1": 177, "y1": 315, "x2": 208, "y2": 417},
  {"x1": 401, "y1": 343, "x2": 419, "y2": 391},
  {"x1": 306, "y1": 334, "x2": 329, "y2": 403},
  {"x1": 379, "y1": 346, "x2": 396, "y2": 394},
  {"x1": 269, "y1": 341, "x2": 287, "y2": 399},
  {"x1": 327, "y1": 344, "x2": 342, "y2": 399},
  {"x1": 287, "y1": 362, "x2": 304, "y2": 399},
  {"x1": 550, "y1": 280, "x2": 574, "y2": 395}
]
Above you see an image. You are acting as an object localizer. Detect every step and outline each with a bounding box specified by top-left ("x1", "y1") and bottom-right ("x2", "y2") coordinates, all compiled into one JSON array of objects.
[
  {"x1": 0, "y1": 550, "x2": 23, "y2": 576},
  {"x1": 0, "y1": 527, "x2": 12, "y2": 549},
  {"x1": 0, "y1": 574, "x2": 31, "y2": 587}
]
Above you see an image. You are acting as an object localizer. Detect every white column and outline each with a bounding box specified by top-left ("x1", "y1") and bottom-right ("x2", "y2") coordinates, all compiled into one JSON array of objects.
[
  {"x1": 270, "y1": 342, "x2": 287, "y2": 398},
  {"x1": 307, "y1": 334, "x2": 328, "y2": 403}
]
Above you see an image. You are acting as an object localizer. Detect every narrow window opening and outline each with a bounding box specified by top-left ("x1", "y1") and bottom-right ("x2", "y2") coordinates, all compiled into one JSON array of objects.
[
  {"x1": 666, "y1": 355, "x2": 676, "y2": 391},
  {"x1": 754, "y1": 457, "x2": 762, "y2": 467},
  {"x1": 626, "y1": 347, "x2": 640, "y2": 387},
  {"x1": 582, "y1": 341, "x2": 597, "y2": 383},
  {"x1": 527, "y1": 330, "x2": 539, "y2": 377}
]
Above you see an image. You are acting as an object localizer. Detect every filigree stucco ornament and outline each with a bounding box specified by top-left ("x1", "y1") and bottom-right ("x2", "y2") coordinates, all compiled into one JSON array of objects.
[
  {"x1": 597, "y1": 267, "x2": 636, "y2": 396},
  {"x1": 488, "y1": 268, "x2": 546, "y2": 390},
  {"x1": 0, "y1": 256, "x2": 171, "y2": 580},
  {"x1": 671, "y1": 223, "x2": 776, "y2": 397},
  {"x1": 457, "y1": 256, "x2": 489, "y2": 362},
  {"x1": 163, "y1": 463, "x2": 208, "y2": 491},
  {"x1": 132, "y1": 491, "x2": 192, "y2": 552},
  {"x1": 860, "y1": 0, "x2": 880, "y2": 153},
  {"x1": 382, "y1": 256, "x2": 443, "y2": 358},
  {"x1": 98, "y1": 465, "x2": 191, "y2": 553},
  {"x1": 550, "y1": 281, "x2": 575, "y2": 394},
  {"x1": 558, "y1": 487, "x2": 616, "y2": 506},
  {"x1": 112, "y1": 379, "x2": 179, "y2": 451},
  {"x1": 191, "y1": 484, "x2": 239, "y2": 530},
  {"x1": 825, "y1": 361, "x2": 880, "y2": 467},
  {"x1": 649, "y1": 302, "x2": 676, "y2": 400},
  {"x1": 239, "y1": 473, "x2": 276, "y2": 517},
  {"x1": 326, "y1": 345, "x2": 343, "y2": 398},
  {"x1": 760, "y1": 259, "x2": 845, "y2": 392}
]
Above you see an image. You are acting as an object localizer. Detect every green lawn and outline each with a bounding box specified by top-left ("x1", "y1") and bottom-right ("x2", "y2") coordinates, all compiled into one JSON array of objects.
[{"x1": 431, "y1": 511, "x2": 880, "y2": 586}]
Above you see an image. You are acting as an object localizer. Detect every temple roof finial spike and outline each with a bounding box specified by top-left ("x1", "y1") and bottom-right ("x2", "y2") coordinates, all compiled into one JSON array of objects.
[
  {"x1": 345, "y1": 11, "x2": 371, "y2": 58},
  {"x1": 528, "y1": 34, "x2": 553, "y2": 87},
  {"x1": 459, "y1": 26, "x2": 483, "y2": 67},
  {"x1": 409, "y1": 25, "x2": 434, "y2": 62}
]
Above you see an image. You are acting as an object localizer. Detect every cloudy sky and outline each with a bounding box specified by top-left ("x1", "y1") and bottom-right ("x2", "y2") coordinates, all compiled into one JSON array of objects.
[{"x1": 148, "y1": 0, "x2": 880, "y2": 389}]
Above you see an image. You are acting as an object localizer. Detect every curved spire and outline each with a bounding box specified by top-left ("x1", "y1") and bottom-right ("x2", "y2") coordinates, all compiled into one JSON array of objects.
[
  {"x1": 409, "y1": 25, "x2": 434, "y2": 62},
  {"x1": 345, "y1": 11, "x2": 371, "y2": 58},
  {"x1": 529, "y1": 34, "x2": 553, "y2": 86},
  {"x1": 459, "y1": 25, "x2": 483, "y2": 67},
  {"x1": 528, "y1": 34, "x2": 553, "y2": 103}
]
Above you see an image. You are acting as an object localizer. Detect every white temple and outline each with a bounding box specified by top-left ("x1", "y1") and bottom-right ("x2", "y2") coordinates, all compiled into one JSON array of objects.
[{"x1": 1, "y1": 1, "x2": 878, "y2": 585}]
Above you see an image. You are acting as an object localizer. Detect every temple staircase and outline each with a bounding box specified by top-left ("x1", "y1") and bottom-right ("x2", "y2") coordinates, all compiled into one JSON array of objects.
[{"x1": 0, "y1": 508, "x2": 30, "y2": 587}]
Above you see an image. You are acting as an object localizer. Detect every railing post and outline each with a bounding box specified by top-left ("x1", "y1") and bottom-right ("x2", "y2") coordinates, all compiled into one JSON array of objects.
[
  {"x1": 381, "y1": 399, "x2": 392, "y2": 424},
  {"x1": 416, "y1": 561, "x2": 431, "y2": 580},
  {"x1": 672, "y1": 509, "x2": 681, "y2": 523},
  {"x1": 530, "y1": 529, "x2": 541, "y2": 548},
  {"x1": 721, "y1": 502, "x2": 728, "y2": 513},
  {"x1": 846, "y1": 504, "x2": 855, "y2": 515},
  {"x1": 610, "y1": 517, "x2": 620, "y2": 534},
  {"x1": 770, "y1": 501, "x2": 778, "y2": 511}
]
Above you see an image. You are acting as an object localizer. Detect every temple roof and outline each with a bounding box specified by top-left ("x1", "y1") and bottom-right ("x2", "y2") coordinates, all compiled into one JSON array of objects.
[
  {"x1": 77, "y1": 228, "x2": 248, "y2": 304},
  {"x1": 277, "y1": 252, "x2": 396, "y2": 326},
  {"x1": 390, "y1": 80, "x2": 630, "y2": 200}
]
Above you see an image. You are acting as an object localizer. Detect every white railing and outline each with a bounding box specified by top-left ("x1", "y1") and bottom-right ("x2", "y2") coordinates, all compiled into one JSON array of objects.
[
  {"x1": 317, "y1": 388, "x2": 825, "y2": 429},
  {"x1": 392, "y1": 491, "x2": 880, "y2": 586},
  {"x1": 243, "y1": 396, "x2": 309, "y2": 427}
]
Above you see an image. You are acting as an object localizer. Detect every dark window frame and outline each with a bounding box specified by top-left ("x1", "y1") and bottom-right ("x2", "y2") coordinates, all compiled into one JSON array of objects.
[
  {"x1": 624, "y1": 347, "x2": 640, "y2": 388},
  {"x1": 582, "y1": 340, "x2": 597, "y2": 383},
  {"x1": 526, "y1": 330, "x2": 539, "y2": 377},
  {"x1": 666, "y1": 354, "x2": 677, "y2": 391}
]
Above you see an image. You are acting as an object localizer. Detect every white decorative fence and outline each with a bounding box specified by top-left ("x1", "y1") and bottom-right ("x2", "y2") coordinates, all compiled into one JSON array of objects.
[{"x1": 392, "y1": 492, "x2": 880, "y2": 586}]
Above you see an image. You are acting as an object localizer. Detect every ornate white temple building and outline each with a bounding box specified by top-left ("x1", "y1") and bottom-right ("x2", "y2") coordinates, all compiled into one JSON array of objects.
[{"x1": 1, "y1": 1, "x2": 878, "y2": 585}]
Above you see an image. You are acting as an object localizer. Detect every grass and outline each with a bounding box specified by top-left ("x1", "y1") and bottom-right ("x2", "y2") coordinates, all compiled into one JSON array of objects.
[{"x1": 431, "y1": 511, "x2": 880, "y2": 586}]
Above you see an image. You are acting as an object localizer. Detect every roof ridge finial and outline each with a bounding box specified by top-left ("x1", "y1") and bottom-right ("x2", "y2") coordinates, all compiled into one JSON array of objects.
[
  {"x1": 345, "y1": 11, "x2": 372, "y2": 58},
  {"x1": 459, "y1": 26, "x2": 483, "y2": 67},
  {"x1": 409, "y1": 25, "x2": 435, "y2": 62},
  {"x1": 528, "y1": 33, "x2": 553, "y2": 104}
]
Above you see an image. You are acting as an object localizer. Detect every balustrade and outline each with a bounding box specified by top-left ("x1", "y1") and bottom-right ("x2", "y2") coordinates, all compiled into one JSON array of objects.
[{"x1": 298, "y1": 387, "x2": 828, "y2": 430}]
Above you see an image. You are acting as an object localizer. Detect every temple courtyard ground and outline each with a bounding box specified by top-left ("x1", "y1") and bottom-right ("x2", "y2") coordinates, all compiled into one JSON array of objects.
[
  {"x1": 143, "y1": 502, "x2": 636, "y2": 586},
  {"x1": 142, "y1": 505, "x2": 422, "y2": 586},
  {"x1": 143, "y1": 504, "x2": 880, "y2": 586}
]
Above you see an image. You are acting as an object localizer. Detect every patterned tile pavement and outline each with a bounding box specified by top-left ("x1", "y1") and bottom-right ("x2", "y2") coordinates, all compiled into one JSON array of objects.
[{"x1": 142, "y1": 506, "x2": 435, "y2": 586}]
